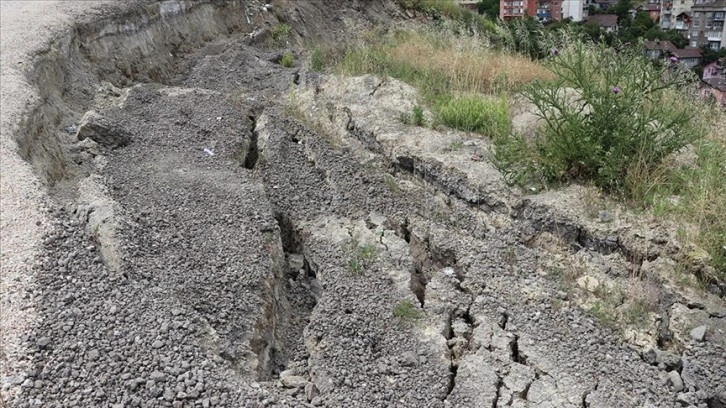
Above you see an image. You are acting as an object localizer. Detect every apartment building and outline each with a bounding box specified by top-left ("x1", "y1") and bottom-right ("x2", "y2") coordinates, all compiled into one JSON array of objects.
[
  {"x1": 500, "y1": 0, "x2": 538, "y2": 19},
  {"x1": 499, "y1": 0, "x2": 584, "y2": 21},
  {"x1": 536, "y1": 0, "x2": 563, "y2": 21},
  {"x1": 562, "y1": 0, "x2": 587, "y2": 21},
  {"x1": 661, "y1": 0, "x2": 695, "y2": 29},
  {"x1": 689, "y1": 0, "x2": 726, "y2": 49}
]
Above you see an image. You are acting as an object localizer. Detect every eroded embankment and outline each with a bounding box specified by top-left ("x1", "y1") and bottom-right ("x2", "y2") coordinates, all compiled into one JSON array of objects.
[{"x1": 3, "y1": 1, "x2": 726, "y2": 407}]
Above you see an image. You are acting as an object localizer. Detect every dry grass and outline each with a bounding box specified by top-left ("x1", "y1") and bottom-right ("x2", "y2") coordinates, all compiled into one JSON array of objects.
[
  {"x1": 386, "y1": 33, "x2": 554, "y2": 95},
  {"x1": 342, "y1": 29, "x2": 553, "y2": 99},
  {"x1": 649, "y1": 107, "x2": 726, "y2": 281}
]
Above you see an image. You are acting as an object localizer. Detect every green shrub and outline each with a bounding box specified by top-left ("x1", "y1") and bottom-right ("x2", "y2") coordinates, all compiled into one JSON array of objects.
[
  {"x1": 281, "y1": 52, "x2": 294, "y2": 68},
  {"x1": 494, "y1": 38, "x2": 704, "y2": 199},
  {"x1": 393, "y1": 300, "x2": 423, "y2": 321},
  {"x1": 412, "y1": 105, "x2": 425, "y2": 126},
  {"x1": 437, "y1": 95, "x2": 510, "y2": 137},
  {"x1": 311, "y1": 49, "x2": 325, "y2": 72},
  {"x1": 272, "y1": 23, "x2": 291, "y2": 45}
]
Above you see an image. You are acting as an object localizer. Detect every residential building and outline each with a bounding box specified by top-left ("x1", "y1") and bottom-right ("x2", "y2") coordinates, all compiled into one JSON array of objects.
[
  {"x1": 703, "y1": 59, "x2": 726, "y2": 79},
  {"x1": 537, "y1": 0, "x2": 563, "y2": 21},
  {"x1": 645, "y1": 39, "x2": 678, "y2": 58},
  {"x1": 702, "y1": 77, "x2": 726, "y2": 106},
  {"x1": 661, "y1": 0, "x2": 694, "y2": 29},
  {"x1": 673, "y1": 11, "x2": 693, "y2": 35},
  {"x1": 643, "y1": 40, "x2": 703, "y2": 67},
  {"x1": 454, "y1": 0, "x2": 480, "y2": 10},
  {"x1": 499, "y1": 0, "x2": 578, "y2": 21},
  {"x1": 640, "y1": 1, "x2": 663, "y2": 22},
  {"x1": 562, "y1": 0, "x2": 587, "y2": 21},
  {"x1": 672, "y1": 47, "x2": 704, "y2": 66},
  {"x1": 690, "y1": 0, "x2": 726, "y2": 49},
  {"x1": 585, "y1": 13, "x2": 620, "y2": 31},
  {"x1": 501, "y1": 0, "x2": 538, "y2": 19}
]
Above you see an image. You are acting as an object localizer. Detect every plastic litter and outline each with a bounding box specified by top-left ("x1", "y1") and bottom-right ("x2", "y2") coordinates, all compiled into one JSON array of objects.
[{"x1": 203, "y1": 148, "x2": 215, "y2": 156}]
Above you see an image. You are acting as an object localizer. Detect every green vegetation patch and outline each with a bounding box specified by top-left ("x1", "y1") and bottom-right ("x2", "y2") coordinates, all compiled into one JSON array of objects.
[
  {"x1": 438, "y1": 95, "x2": 510, "y2": 137},
  {"x1": 494, "y1": 38, "x2": 704, "y2": 200},
  {"x1": 393, "y1": 300, "x2": 424, "y2": 321},
  {"x1": 281, "y1": 52, "x2": 294, "y2": 68}
]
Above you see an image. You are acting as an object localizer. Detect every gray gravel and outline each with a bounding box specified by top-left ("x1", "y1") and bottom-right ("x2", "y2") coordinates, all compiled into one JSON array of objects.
[{"x1": 3, "y1": 1, "x2": 726, "y2": 408}]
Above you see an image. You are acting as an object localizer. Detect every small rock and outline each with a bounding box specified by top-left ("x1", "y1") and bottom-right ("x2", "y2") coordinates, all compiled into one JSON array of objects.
[
  {"x1": 659, "y1": 352, "x2": 683, "y2": 372},
  {"x1": 281, "y1": 376, "x2": 308, "y2": 389},
  {"x1": 152, "y1": 340, "x2": 164, "y2": 349},
  {"x1": 64, "y1": 124, "x2": 78, "y2": 134},
  {"x1": 577, "y1": 276, "x2": 600, "y2": 292},
  {"x1": 668, "y1": 371, "x2": 684, "y2": 392},
  {"x1": 88, "y1": 350, "x2": 100, "y2": 361},
  {"x1": 163, "y1": 388, "x2": 175, "y2": 401},
  {"x1": 690, "y1": 326, "x2": 707, "y2": 342},
  {"x1": 598, "y1": 210, "x2": 613, "y2": 223},
  {"x1": 36, "y1": 337, "x2": 50, "y2": 349},
  {"x1": 643, "y1": 348, "x2": 658, "y2": 365},
  {"x1": 75, "y1": 110, "x2": 131, "y2": 148},
  {"x1": 305, "y1": 383, "x2": 319, "y2": 402}
]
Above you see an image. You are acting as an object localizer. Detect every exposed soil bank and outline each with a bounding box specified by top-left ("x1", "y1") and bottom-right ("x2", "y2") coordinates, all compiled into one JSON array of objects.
[{"x1": 2, "y1": 1, "x2": 725, "y2": 407}]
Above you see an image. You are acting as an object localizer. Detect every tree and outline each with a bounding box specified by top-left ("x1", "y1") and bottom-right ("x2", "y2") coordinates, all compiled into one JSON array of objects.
[
  {"x1": 611, "y1": 0, "x2": 634, "y2": 27},
  {"x1": 477, "y1": 0, "x2": 499, "y2": 19},
  {"x1": 632, "y1": 10, "x2": 655, "y2": 30}
]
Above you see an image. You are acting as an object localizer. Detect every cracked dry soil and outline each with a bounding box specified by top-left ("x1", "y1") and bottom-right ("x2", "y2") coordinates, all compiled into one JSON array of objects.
[{"x1": 3, "y1": 1, "x2": 726, "y2": 408}]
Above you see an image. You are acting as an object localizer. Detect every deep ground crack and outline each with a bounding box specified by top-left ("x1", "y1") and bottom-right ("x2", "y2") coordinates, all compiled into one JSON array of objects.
[{"x1": 244, "y1": 114, "x2": 259, "y2": 169}]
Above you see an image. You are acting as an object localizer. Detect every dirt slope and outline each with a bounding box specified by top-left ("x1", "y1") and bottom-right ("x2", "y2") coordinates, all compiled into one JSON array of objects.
[{"x1": 1, "y1": 1, "x2": 724, "y2": 408}]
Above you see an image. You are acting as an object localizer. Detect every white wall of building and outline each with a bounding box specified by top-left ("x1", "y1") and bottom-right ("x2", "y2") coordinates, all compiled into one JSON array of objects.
[{"x1": 562, "y1": 0, "x2": 584, "y2": 20}]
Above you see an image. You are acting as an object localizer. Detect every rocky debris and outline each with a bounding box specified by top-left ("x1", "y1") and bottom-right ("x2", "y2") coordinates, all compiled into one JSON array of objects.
[
  {"x1": 691, "y1": 325, "x2": 708, "y2": 342},
  {"x1": 9, "y1": 1, "x2": 726, "y2": 407},
  {"x1": 75, "y1": 110, "x2": 131, "y2": 149},
  {"x1": 643, "y1": 347, "x2": 683, "y2": 372},
  {"x1": 668, "y1": 370, "x2": 685, "y2": 392},
  {"x1": 576, "y1": 275, "x2": 600, "y2": 292}
]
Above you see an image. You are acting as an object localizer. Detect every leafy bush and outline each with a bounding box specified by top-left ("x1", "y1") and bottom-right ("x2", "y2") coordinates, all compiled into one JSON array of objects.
[
  {"x1": 396, "y1": 0, "x2": 496, "y2": 34},
  {"x1": 272, "y1": 23, "x2": 291, "y2": 45},
  {"x1": 438, "y1": 95, "x2": 510, "y2": 136},
  {"x1": 311, "y1": 49, "x2": 325, "y2": 72},
  {"x1": 494, "y1": 38, "x2": 704, "y2": 199},
  {"x1": 281, "y1": 52, "x2": 294, "y2": 68}
]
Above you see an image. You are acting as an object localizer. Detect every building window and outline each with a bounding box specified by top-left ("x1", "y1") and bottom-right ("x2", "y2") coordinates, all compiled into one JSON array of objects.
[
  {"x1": 694, "y1": 21, "x2": 699, "y2": 26},
  {"x1": 691, "y1": 41, "x2": 698, "y2": 46},
  {"x1": 694, "y1": 12, "x2": 700, "y2": 17}
]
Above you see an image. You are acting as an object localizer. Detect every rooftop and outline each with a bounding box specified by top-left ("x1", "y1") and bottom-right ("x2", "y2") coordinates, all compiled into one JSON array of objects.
[
  {"x1": 672, "y1": 48, "x2": 703, "y2": 59},
  {"x1": 703, "y1": 77, "x2": 726, "y2": 91},
  {"x1": 585, "y1": 14, "x2": 619, "y2": 27},
  {"x1": 644, "y1": 40, "x2": 677, "y2": 51},
  {"x1": 691, "y1": 0, "x2": 726, "y2": 9}
]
